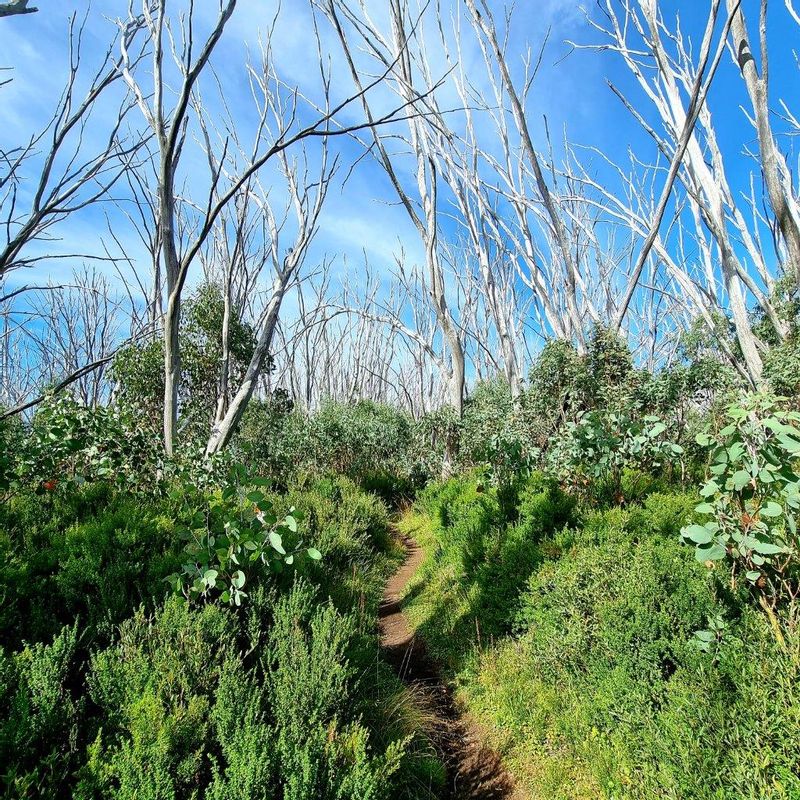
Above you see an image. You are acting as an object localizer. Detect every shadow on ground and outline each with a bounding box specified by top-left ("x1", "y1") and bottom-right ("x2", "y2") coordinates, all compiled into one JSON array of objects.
[{"x1": 379, "y1": 536, "x2": 520, "y2": 800}]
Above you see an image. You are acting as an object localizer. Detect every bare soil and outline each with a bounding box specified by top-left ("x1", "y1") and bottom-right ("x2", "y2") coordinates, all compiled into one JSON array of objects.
[{"x1": 378, "y1": 534, "x2": 522, "y2": 800}]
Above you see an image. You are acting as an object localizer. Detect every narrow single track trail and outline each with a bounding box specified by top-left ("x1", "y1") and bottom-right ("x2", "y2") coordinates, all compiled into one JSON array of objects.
[{"x1": 378, "y1": 532, "x2": 522, "y2": 800}]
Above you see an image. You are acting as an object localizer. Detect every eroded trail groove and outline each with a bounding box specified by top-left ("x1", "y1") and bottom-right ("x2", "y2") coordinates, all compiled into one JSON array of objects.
[{"x1": 379, "y1": 533, "x2": 521, "y2": 800}]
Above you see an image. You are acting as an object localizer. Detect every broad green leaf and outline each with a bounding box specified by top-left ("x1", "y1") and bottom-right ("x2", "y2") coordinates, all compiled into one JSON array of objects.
[
  {"x1": 777, "y1": 435, "x2": 800, "y2": 454},
  {"x1": 700, "y1": 481, "x2": 720, "y2": 498},
  {"x1": 695, "y1": 541, "x2": 727, "y2": 562},
  {"x1": 307, "y1": 547, "x2": 322, "y2": 561},
  {"x1": 727, "y1": 442, "x2": 745, "y2": 462},
  {"x1": 683, "y1": 524, "x2": 713, "y2": 544},
  {"x1": 731, "y1": 470, "x2": 751, "y2": 491},
  {"x1": 231, "y1": 570, "x2": 246, "y2": 589},
  {"x1": 760, "y1": 501, "x2": 783, "y2": 518},
  {"x1": 269, "y1": 532, "x2": 286, "y2": 555},
  {"x1": 751, "y1": 539, "x2": 785, "y2": 556}
]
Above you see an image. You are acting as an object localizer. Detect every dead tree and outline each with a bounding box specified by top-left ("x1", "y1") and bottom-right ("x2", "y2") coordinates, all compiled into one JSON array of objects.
[
  {"x1": 319, "y1": 0, "x2": 466, "y2": 425},
  {"x1": 119, "y1": 0, "x2": 427, "y2": 455},
  {"x1": 0, "y1": 12, "x2": 147, "y2": 287},
  {"x1": 575, "y1": 0, "x2": 799, "y2": 384}
]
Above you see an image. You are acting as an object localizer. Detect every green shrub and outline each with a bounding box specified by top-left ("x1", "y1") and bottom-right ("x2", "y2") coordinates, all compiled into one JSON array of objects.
[
  {"x1": 681, "y1": 393, "x2": 800, "y2": 611},
  {"x1": 239, "y1": 399, "x2": 417, "y2": 490},
  {"x1": 0, "y1": 489, "x2": 182, "y2": 648},
  {"x1": 264, "y1": 584, "x2": 406, "y2": 800},
  {"x1": 0, "y1": 625, "x2": 82, "y2": 800},
  {"x1": 546, "y1": 410, "x2": 683, "y2": 504},
  {"x1": 268, "y1": 475, "x2": 397, "y2": 612},
  {"x1": 79, "y1": 584, "x2": 406, "y2": 800},
  {"x1": 513, "y1": 510, "x2": 717, "y2": 683},
  {"x1": 404, "y1": 474, "x2": 575, "y2": 669},
  {"x1": 406, "y1": 481, "x2": 800, "y2": 799},
  {"x1": 111, "y1": 283, "x2": 256, "y2": 443}
]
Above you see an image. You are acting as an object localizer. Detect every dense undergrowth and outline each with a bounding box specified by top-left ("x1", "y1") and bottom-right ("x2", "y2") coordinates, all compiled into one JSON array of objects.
[
  {"x1": 2, "y1": 325, "x2": 800, "y2": 798},
  {"x1": 0, "y1": 475, "x2": 444, "y2": 800},
  {"x1": 399, "y1": 474, "x2": 800, "y2": 799}
]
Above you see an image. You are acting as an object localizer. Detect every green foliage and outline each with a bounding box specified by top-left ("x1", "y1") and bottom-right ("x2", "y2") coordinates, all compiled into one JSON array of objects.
[
  {"x1": 403, "y1": 474, "x2": 575, "y2": 668},
  {"x1": 519, "y1": 327, "x2": 734, "y2": 492},
  {"x1": 78, "y1": 585, "x2": 405, "y2": 800},
  {"x1": 526, "y1": 339, "x2": 587, "y2": 444},
  {"x1": 547, "y1": 410, "x2": 683, "y2": 503},
  {"x1": 4, "y1": 393, "x2": 161, "y2": 496},
  {"x1": 164, "y1": 465, "x2": 319, "y2": 607},
  {"x1": 0, "y1": 625, "x2": 82, "y2": 799},
  {"x1": 0, "y1": 486, "x2": 182, "y2": 648},
  {"x1": 753, "y1": 276, "x2": 800, "y2": 397},
  {"x1": 458, "y1": 379, "x2": 538, "y2": 487},
  {"x1": 107, "y1": 338, "x2": 164, "y2": 435},
  {"x1": 263, "y1": 584, "x2": 406, "y2": 800},
  {"x1": 0, "y1": 414, "x2": 24, "y2": 493},
  {"x1": 406, "y1": 405, "x2": 459, "y2": 480},
  {"x1": 763, "y1": 338, "x2": 800, "y2": 397},
  {"x1": 682, "y1": 392, "x2": 800, "y2": 609},
  {"x1": 239, "y1": 398, "x2": 422, "y2": 493},
  {"x1": 111, "y1": 283, "x2": 256, "y2": 441},
  {"x1": 307, "y1": 400, "x2": 413, "y2": 480},
  {"x1": 403, "y1": 479, "x2": 800, "y2": 799},
  {"x1": 237, "y1": 393, "x2": 298, "y2": 479},
  {"x1": 0, "y1": 472, "x2": 432, "y2": 799},
  {"x1": 585, "y1": 325, "x2": 635, "y2": 406}
]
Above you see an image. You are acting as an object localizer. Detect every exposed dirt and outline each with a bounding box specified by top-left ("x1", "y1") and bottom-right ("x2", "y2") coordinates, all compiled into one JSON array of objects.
[{"x1": 379, "y1": 534, "x2": 522, "y2": 800}]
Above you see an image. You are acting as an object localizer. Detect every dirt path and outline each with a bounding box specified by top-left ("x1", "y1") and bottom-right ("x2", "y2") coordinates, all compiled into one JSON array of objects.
[{"x1": 379, "y1": 533, "x2": 522, "y2": 800}]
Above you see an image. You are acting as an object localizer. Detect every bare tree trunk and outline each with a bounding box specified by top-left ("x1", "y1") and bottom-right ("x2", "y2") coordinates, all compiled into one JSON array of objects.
[
  {"x1": 727, "y1": 0, "x2": 800, "y2": 285},
  {"x1": 206, "y1": 282, "x2": 286, "y2": 454},
  {"x1": 465, "y1": 0, "x2": 587, "y2": 352}
]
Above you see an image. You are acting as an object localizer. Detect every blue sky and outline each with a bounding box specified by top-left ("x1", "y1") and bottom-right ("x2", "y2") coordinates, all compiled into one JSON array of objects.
[
  {"x1": 0, "y1": 1, "x2": 604, "y2": 287},
  {"x1": 1, "y1": 1, "x2": 798, "y2": 346}
]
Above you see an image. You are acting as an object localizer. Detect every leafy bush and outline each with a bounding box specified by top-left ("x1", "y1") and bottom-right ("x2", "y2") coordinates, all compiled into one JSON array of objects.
[
  {"x1": 111, "y1": 283, "x2": 256, "y2": 442},
  {"x1": 0, "y1": 625, "x2": 82, "y2": 800},
  {"x1": 0, "y1": 487, "x2": 182, "y2": 648},
  {"x1": 403, "y1": 479, "x2": 800, "y2": 799},
  {"x1": 164, "y1": 464, "x2": 320, "y2": 607},
  {"x1": 682, "y1": 393, "x2": 800, "y2": 610},
  {"x1": 78, "y1": 585, "x2": 405, "y2": 800},
  {"x1": 0, "y1": 471, "x2": 432, "y2": 800},
  {"x1": 458, "y1": 378, "x2": 538, "y2": 486},
  {"x1": 5, "y1": 393, "x2": 162, "y2": 496},
  {"x1": 547, "y1": 410, "x2": 683, "y2": 503},
  {"x1": 239, "y1": 399, "x2": 421, "y2": 492},
  {"x1": 403, "y1": 474, "x2": 575, "y2": 668}
]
